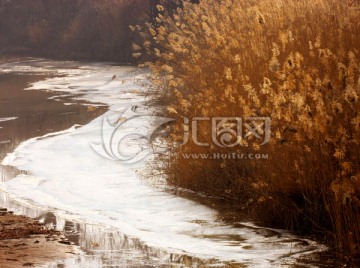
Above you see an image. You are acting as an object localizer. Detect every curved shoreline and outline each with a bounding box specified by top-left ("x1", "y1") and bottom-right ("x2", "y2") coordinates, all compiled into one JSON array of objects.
[
  {"x1": 0, "y1": 58, "x2": 107, "y2": 267},
  {"x1": 0, "y1": 58, "x2": 332, "y2": 267}
]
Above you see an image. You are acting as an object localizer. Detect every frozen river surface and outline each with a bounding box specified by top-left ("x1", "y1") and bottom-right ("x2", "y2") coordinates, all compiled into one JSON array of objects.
[{"x1": 0, "y1": 59, "x2": 328, "y2": 267}]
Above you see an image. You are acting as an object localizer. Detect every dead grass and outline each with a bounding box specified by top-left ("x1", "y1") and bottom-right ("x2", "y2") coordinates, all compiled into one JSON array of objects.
[{"x1": 136, "y1": 0, "x2": 360, "y2": 262}]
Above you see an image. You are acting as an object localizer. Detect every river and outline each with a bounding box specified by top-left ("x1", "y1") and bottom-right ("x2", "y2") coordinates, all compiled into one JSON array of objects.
[{"x1": 0, "y1": 58, "x2": 334, "y2": 267}]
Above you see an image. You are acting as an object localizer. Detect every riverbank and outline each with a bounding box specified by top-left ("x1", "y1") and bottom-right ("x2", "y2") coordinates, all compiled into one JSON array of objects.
[
  {"x1": 143, "y1": 0, "x2": 360, "y2": 265},
  {"x1": 0, "y1": 208, "x2": 77, "y2": 268},
  {"x1": 0, "y1": 58, "x2": 334, "y2": 267},
  {"x1": 0, "y1": 58, "x2": 107, "y2": 267}
]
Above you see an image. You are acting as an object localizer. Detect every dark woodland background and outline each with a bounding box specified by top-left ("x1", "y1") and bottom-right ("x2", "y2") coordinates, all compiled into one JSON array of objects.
[{"x1": 0, "y1": 0, "x2": 184, "y2": 63}]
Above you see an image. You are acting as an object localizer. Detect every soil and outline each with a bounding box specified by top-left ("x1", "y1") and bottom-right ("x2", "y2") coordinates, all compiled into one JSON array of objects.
[{"x1": 0, "y1": 208, "x2": 78, "y2": 268}]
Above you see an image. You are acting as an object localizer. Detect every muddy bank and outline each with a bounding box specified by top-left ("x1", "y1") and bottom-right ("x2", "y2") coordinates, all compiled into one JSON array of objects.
[{"x1": 0, "y1": 208, "x2": 78, "y2": 268}]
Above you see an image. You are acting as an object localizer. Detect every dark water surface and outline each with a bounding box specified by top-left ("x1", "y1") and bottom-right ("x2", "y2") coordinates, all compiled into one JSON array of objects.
[{"x1": 0, "y1": 73, "x2": 105, "y2": 160}]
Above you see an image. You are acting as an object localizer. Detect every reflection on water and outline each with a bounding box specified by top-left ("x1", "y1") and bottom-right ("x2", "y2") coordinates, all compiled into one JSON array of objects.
[
  {"x1": 0, "y1": 165, "x2": 21, "y2": 183},
  {"x1": 0, "y1": 162, "x2": 335, "y2": 268},
  {"x1": 0, "y1": 178, "x2": 243, "y2": 267}
]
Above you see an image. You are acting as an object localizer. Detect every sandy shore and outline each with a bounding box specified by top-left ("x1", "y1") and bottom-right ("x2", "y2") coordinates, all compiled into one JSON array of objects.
[{"x1": 0, "y1": 208, "x2": 78, "y2": 268}]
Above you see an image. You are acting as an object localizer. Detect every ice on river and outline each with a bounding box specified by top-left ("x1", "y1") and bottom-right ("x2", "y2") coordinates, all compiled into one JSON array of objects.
[{"x1": 0, "y1": 60, "x2": 325, "y2": 267}]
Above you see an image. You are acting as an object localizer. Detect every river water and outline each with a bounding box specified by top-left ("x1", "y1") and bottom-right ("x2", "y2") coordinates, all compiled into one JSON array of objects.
[{"x1": 0, "y1": 58, "x2": 334, "y2": 267}]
